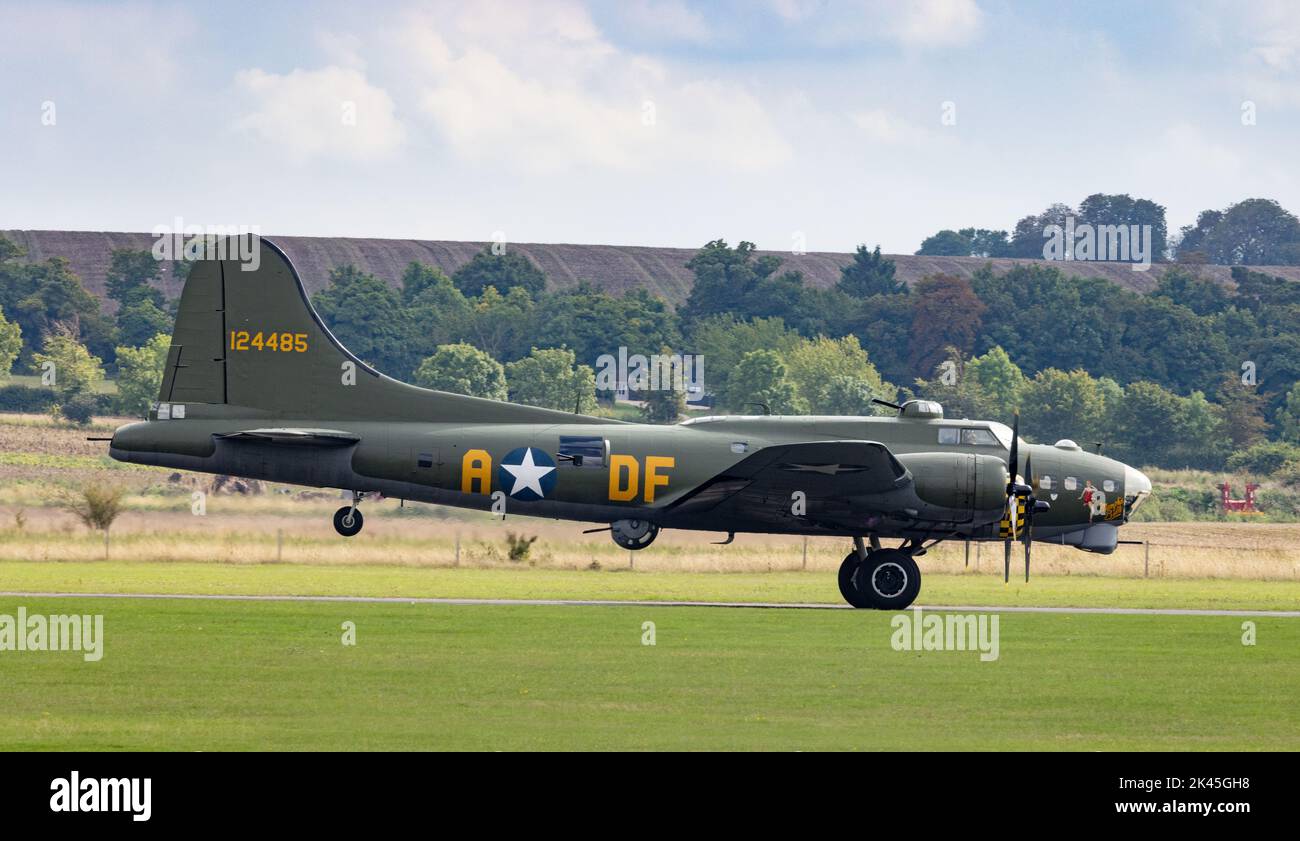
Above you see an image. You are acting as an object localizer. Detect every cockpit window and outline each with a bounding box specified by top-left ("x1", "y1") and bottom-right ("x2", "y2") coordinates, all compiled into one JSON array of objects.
[
  {"x1": 960, "y1": 428, "x2": 999, "y2": 446},
  {"x1": 986, "y1": 422, "x2": 1014, "y2": 449},
  {"x1": 940, "y1": 427, "x2": 1002, "y2": 446}
]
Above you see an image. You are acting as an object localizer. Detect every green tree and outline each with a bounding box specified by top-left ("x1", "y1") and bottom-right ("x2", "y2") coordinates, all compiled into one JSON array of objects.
[
  {"x1": 535, "y1": 283, "x2": 682, "y2": 371},
  {"x1": 115, "y1": 299, "x2": 172, "y2": 349},
  {"x1": 1214, "y1": 373, "x2": 1269, "y2": 451},
  {"x1": 1009, "y1": 202, "x2": 1074, "y2": 257},
  {"x1": 689, "y1": 316, "x2": 801, "y2": 409},
  {"x1": 1077, "y1": 193, "x2": 1168, "y2": 262},
  {"x1": 727, "y1": 350, "x2": 803, "y2": 414},
  {"x1": 1278, "y1": 383, "x2": 1300, "y2": 444},
  {"x1": 1, "y1": 253, "x2": 111, "y2": 365},
  {"x1": 1152, "y1": 265, "x2": 1229, "y2": 315},
  {"x1": 783, "y1": 335, "x2": 895, "y2": 415},
  {"x1": 1225, "y1": 441, "x2": 1300, "y2": 475},
  {"x1": 1192, "y1": 198, "x2": 1300, "y2": 265},
  {"x1": 104, "y1": 249, "x2": 166, "y2": 308},
  {"x1": 1019, "y1": 368, "x2": 1109, "y2": 447},
  {"x1": 959, "y1": 228, "x2": 1012, "y2": 258},
  {"x1": 836, "y1": 245, "x2": 904, "y2": 297},
  {"x1": 908, "y1": 274, "x2": 986, "y2": 378},
  {"x1": 312, "y1": 264, "x2": 414, "y2": 377},
  {"x1": 505, "y1": 347, "x2": 597, "y2": 413},
  {"x1": 1109, "y1": 380, "x2": 1227, "y2": 469},
  {"x1": 400, "y1": 262, "x2": 473, "y2": 364},
  {"x1": 0, "y1": 305, "x2": 21, "y2": 377},
  {"x1": 33, "y1": 325, "x2": 104, "y2": 398},
  {"x1": 915, "y1": 230, "x2": 971, "y2": 256},
  {"x1": 683, "y1": 240, "x2": 817, "y2": 331},
  {"x1": 413, "y1": 343, "x2": 507, "y2": 400},
  {"x1": 964, "y1": 345, "x2": 1026, "y2": 418},
  {"x1": 452, "y1": 248, "x2": 547, "y2": 298},
  {"x1": 640, "y1": 346, "x2": 689, "y2": 424},
  {"x1": 114, "y1": 332, "x2": 171, "y2": 416},
  {"x1": 462, "y1": 286, "x2": 536, "y2": 362}
]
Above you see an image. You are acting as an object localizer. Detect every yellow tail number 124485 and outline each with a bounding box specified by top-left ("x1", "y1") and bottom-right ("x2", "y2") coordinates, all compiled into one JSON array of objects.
[{"x1": 229, "y1": 331, "x2": 309, "y2": 352}]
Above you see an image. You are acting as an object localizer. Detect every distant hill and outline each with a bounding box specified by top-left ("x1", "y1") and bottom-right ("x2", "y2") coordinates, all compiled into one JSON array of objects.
[{"x1": 7, "y1": 229, "x2": 1300, "y2": 311}]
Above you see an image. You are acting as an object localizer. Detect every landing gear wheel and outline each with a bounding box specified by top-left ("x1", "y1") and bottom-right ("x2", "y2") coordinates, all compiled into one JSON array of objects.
[
  {"x1": 838, "y1": 552, "x2": 873, "y2": 609},
  {"x1": 855, "y1": 548, "x2": 921, "y2": 610},
  {"x1": 611, "y1": 519, "x2": 659, "y2": 550},
  {"x1": 333, "y1": 506, "x2": 364, "y2": 537}
]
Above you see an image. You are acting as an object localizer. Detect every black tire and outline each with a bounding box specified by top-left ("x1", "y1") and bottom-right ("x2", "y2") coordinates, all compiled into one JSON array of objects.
[
  {"x1": 333, "y1": 506, "x2": 364, "y2": 537},
  {"x1": 838, "y1": 552, "x2": 873, "y2": 608},
  {"x1": 854, "y1": 548, "x2": 921, "y2": 610}
]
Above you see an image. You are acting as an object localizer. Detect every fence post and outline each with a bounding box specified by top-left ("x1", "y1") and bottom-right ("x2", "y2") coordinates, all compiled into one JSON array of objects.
[
  {"x1": 276, "y1": 528, "x2": 283, "y2": 563},
  {"x1": 802, "y1": 536, "x2": 808, "y2": 571},
  {"x1": 454, "y1": 532, "x2": 461, "y2": 567},
  {"x1": 1144, "y1": 541, "x2": 1149, "y2": 578}
]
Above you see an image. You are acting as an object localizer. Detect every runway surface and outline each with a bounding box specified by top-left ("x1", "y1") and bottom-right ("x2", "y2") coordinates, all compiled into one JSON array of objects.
[{"x1": 1, "y1": 591, "x2": 1297, "y2": 617}]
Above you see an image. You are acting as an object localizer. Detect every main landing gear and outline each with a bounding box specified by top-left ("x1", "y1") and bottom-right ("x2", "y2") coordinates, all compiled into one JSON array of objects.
[
  {"x1": 838, "y1": 536, "x2": 922, "y2": 610},
  {"x1": 333, "y1": 491, "x2": 366, "y2": 537},
  {"x1": 581, "y1": 519, "x2": 660, "y2": 549}
]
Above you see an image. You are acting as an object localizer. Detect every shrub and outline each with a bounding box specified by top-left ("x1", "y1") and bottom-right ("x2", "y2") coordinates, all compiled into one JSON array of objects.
[
  {"x1": 1226, "y1": 441, "x2": 1300, "y2": 475},
  {"x1": 62, "y1": 484, "x2": 126, "y2": 532},
  {"x1": 0, "y1": 384, "x2": 57, "y2": 412},
  {"x1": 60, "y1": 393, "x2": 98, "y2": 425},
  {"x1": 505, "y1": 532, "x2": 538, "y2": 562}
]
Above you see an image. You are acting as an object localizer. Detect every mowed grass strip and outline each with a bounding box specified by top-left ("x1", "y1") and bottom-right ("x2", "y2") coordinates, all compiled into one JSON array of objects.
[
  {"x1": 3, "y1": 561, "x2": 1300, "y2": 612},
  {"x1": 0, "y1": 597, "x2": 1295, "y2": 750}
]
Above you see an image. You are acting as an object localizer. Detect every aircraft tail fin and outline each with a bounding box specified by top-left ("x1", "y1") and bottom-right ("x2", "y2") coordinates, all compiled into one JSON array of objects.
[{"x1": 159, "y1": 236, "x2": 615, "y2": 424}]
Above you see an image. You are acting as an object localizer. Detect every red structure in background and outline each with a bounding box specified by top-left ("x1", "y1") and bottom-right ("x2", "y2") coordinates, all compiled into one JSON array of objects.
[{"x1": 1218, "y1": 482, "x2": 1261, "y2": 513}]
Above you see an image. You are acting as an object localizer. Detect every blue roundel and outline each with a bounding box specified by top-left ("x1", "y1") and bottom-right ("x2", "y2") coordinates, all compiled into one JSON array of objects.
[{"x1": 497, "y1": 447, "x2": 558, "y2": 501}]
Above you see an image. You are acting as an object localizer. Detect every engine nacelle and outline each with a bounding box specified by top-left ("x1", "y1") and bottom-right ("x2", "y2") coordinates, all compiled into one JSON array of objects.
[{"x1": 895, "y1": 452, "x2": 1007, "y2": 515}]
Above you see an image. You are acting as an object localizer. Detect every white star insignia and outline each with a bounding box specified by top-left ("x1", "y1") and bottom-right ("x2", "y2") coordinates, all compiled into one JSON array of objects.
[{"x1": 502, "y1": 448, "x2": 556, "y2": 497}]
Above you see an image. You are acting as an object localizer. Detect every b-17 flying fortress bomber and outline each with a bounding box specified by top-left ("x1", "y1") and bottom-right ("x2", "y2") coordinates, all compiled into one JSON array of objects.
[{"x1": 108, "y1": 236, "x2": 1152, "y2": 610}]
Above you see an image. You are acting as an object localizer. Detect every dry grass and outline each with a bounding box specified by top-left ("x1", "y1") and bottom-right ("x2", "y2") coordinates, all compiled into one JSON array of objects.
[
  {"x1": 2, "y1": 504, "x2": 1298, "y2": 580},
  {"x1": 2, "y1": 412, "x2": 1298, "y2": 580}
]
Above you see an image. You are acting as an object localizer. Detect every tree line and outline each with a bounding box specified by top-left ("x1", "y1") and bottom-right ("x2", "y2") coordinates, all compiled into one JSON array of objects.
[
  {"x1": 915, "y1": 193, "x2": 1300, "y2": 266},
  {"x1": 4, "y1": 232, "x2": 1300, "y2": 478}
]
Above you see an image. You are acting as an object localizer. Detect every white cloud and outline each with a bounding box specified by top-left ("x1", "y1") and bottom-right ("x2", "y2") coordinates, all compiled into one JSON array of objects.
[
  {"x1": 233, "y1": 66, "x2": 405, "y2": 162},
  {"x1": 887, "y1": 0, "x2": 984, "y2": 48},
  {"x1": 849, "y1": 108, "x2": 940, "y2": 145},
  {"x1": 1239, "y1": 0, "x2": 1300, "y2": 72},
  {"x1": 768, "y1": 0, "x2": 983, "y2": 48},
  {"x1": 624, "y1": 0, "x2": 712, "y2": 43},
  {"x1": 0, "y1": 2, "x2": 194, "y2": 95},
  {"x1": 397, "y1": 1, "x2": 790, "y2": 173}
]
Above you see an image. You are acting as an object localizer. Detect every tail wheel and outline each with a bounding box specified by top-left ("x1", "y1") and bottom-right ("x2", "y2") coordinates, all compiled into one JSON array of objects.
[
  {"x1": 838, "y1": 552, "x2": 873, "y2": 608},
  {"x1": 333, "y1": 506, "x2": 364, "y2": 537},
  {"x1": 855, "y1": 548, "x2": 921, "y2": 610}
]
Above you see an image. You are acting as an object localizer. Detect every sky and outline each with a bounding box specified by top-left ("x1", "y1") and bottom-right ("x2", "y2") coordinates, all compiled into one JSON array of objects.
[{"x1": 2, "y1": 0, "x2": 1299, "y2": 254}]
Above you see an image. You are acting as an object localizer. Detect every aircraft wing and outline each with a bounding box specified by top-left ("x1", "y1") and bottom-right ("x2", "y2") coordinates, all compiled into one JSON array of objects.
[
  {"x1": 214, "y1": 428, "x2": 360, "y2": 446},
  {"x1": 666, "y1": 440, "x2": 912, "y2": 529}
]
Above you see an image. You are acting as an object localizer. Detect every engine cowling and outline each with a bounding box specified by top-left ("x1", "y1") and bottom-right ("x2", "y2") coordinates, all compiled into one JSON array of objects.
[{"x1": 895, "y1": 452, "x2": 1007, "y2": 515}]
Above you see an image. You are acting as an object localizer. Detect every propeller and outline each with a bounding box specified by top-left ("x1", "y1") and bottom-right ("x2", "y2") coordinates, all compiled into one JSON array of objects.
[{"x1": 1002, "y1": 411, "x2": 1050, "y2": 583}]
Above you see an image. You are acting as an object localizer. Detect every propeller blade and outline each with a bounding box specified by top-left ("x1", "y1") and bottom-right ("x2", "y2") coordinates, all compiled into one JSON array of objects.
[
  {"x1": 1024, "y1": 525, "x2": 1032, "y2": 582},
  {"x1": 1006, "y1": 410, "x2": 1020, "y2": 496},
  {"x1": 1003, "y1": 537, "x2": 1011, "y2": 583}
]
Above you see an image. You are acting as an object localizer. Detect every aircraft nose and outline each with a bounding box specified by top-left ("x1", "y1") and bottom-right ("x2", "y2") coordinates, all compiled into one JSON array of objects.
[{"x1": 1123, "y1": 463, "x2": 1152, "y2": 517}]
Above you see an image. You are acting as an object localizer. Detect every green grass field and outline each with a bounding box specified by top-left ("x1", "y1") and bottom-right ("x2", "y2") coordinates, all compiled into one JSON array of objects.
[
  {"x1": 1, "y1": 595, "x2": 1295, "y2": 750},
  {"x1": 3, "y1": 561, "x2": 1300, "y2": 611}
]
